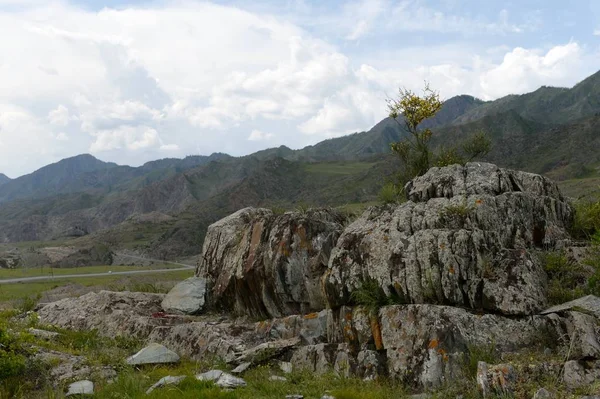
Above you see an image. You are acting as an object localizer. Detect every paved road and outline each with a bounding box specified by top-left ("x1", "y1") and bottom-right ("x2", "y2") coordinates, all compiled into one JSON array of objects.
[{"x1": 0, "y1": 254, "x2": 195, "y2": 284}]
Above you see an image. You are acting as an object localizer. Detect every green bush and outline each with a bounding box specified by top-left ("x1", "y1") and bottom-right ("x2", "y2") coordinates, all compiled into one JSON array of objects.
[
  {"x1": 542, "y1": 250, "x2": 599, "y2": 305},
  {"x1": 572, "y1": 200, "x2": 600, "y2": 239},
  {"x1": 378, "y1": 183, "x2": 401, "y2": 204}
]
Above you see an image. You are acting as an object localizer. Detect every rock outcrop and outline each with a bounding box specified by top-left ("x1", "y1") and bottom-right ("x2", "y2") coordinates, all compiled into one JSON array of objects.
[
  {"x1": 324, "y1": 163, "x2": 573, "y2": 316},
  {"x1": 196, "y1": 207, "x2": 346, "y2": 318}
]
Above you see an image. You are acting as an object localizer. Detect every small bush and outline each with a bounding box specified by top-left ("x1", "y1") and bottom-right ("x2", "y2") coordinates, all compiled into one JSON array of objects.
[
  {"x1": 572, "y1": 199, "x2": 600, "y2": 239},
  {"x1": 351, "y1": 279, "x2": 404, "y2": 314},
  {"x1": 435, "y1": 146, "x2": 465, "y2": 167},
  {"x1": 378, "y1": 183, "x2": 401, "y2": 204},
  {"x1": 463, "y1": 340, "x2": 497, "y2": 378},
  {"x1": 543, "y1": 251, "x2": 592, "y2": 305},
  {"x1": 439, "y1": 200, "x2": 473, "y2": 228}
]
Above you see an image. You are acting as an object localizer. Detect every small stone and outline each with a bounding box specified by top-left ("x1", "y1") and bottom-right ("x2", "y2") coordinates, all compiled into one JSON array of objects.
[
  {"x1": 196, "y1": 370, "x2": 224, "y2": 382},
  {"x1": 532, "y1": 388, "x2": 553, "y2": 399},
  {"x1": 563, "y1": 360, "x2": 585, "y2": 388},
  {"x1": 279, "y1": 361, "x2": 293, "y2": 374},
  {"x1": 286, "y1": 395, "x2": 304, "y2": 399},
  {"x1": 196, "y1": 370, "x2": 246, "y2": 389},
  {"x1": 28, "y1": 328, "x2": 59, "y2": 340},
  {"x1": 214, "y1": 373, "x2": 246, "y2": 389},
  {"x1": 268, "y1": 375, "x2": 287, "y2": 381},
  {"x1": 321, "y1": 396, "x2": 336, "y2": 399},
  {"x1": 126, "y1": 343, "x2": 180, "y2": 365},
  {"x1": 231, "y1": 362, "x2": 251, "y2": 374},
  {"x1": 145, "y1": 375, "x2": 186, "y2": 394},
  {"x1": 66, "y1": 380, "x2": 93, "y2": 396}
]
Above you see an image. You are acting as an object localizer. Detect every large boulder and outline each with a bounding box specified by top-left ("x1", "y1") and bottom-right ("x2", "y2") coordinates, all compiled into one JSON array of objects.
[
  {"x1": 324, "y1": 163, "x2": 573, "y2": 316},
  {"x1": 197, "y1": 207, "x2": 346, "y2": 318}
]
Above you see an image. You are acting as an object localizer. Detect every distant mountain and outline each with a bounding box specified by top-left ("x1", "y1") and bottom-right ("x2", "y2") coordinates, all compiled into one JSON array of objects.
[
  {"x1": 0, "y1": 174, "x2": 11, "y2": 186},
  {"x1": 0, "y1": 153, "x2": 231, "y2": 204},
  {"x1": 1, "y1": 69, "x2": 600, "y2": 256}
]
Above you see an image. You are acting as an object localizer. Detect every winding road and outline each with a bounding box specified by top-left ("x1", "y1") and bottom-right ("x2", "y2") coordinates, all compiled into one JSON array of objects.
[{"x1": 0, "y1": 253, "x2": 195, "y2": 284}]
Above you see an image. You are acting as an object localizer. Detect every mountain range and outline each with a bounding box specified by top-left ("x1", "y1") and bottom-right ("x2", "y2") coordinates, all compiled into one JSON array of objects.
[{"x1": 1, "y1": 70, "x2": 600, "y2": 258}]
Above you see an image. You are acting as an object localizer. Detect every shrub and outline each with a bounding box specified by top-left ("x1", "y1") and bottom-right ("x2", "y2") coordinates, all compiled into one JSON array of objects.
[
  {"x1": 378, "y1": 183, "x2": 401, "y2": 204},
  {"x1": 439, "y1": 201, "x2": 473, "y2": 228},
  {"x1": 542, "y1": 251, "x2": 591, "y2": 305},
  {"x1": 572, "y1": 199, "x2": 600, "y2": 239}
]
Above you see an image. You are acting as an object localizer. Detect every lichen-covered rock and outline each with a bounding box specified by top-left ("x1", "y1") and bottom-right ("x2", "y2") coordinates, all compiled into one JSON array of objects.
[
  {"x1": 324, "y1": 163, "x2": 573, "y2": 316},
  {"x1": 197, "y1": 207, "x2": 346, "y2": 318},
  {"x1": 379, "y1": 304, "x2": 560, "y2": 388},
  {"x1": 37, "y1": 291, "x2": 165, "y2": 338},
  {"x1": 563, "y1": 360, "x2": 600, "y2": 389},
  {"x1": 161, "y1": 277, "x2": 206, "y2": 315}
]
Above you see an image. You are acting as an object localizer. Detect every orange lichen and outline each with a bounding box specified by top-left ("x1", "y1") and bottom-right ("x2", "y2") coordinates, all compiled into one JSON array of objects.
[
  {"x1": 428, "y1": 339, "x2": 439, "y2": 349},
  {"x1": 303, "y1": 313, "x2": 319, "y2": 320},
  {"x1": 448, "y1": 266, "x2": 455, "y2": 275}
]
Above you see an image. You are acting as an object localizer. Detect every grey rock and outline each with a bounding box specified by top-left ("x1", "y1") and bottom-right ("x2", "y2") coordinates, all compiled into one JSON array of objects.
[
  {"x1": 161, "y1": 277, "x2": 206, "y2": 315},
  {"x1": 533, "y1": 388, "x2": 553, "y2": 399},
  {"x1": 477, "y1": 363, "x2": 516, "y2": 396},
  {"x1": 268, "y1": 375, "x2": 287, "y2": 381},
  {"x1": 286, "y1": 396, "x2": 304, "y2": 399},
  {"x1": 197, "y1": 207, "x2": 346, "y2": 318},
  {"x1": 66, "y1": 380, "x2": 93, "y2": 396},
  {"x1": 196, "y1": 370, "x2": 224, "y2": 382},
  {"x1": 356, "y1": 350, "x2": 382, "y2": 381},
  {"x1": 196, "y1": 370, "x2": 247, "y2": 389},
  {"x1": 145, "y1": 375, "x2": 186, "y2": 394},
  {"x1": 562, "y1": 311, "x2": 600, "y2": 360},
  {"x1": 34, "y1": 348, "x2": 115, "y2": 384},
  {"x1": 379, "y1": 304, "x2": 558, "y2": 388},
  {"x1": 229, "y1": 337, "x2": 301, "y2": 366},
  {"x1": 231, "y1": 362, "x2": 252, "y2": 374},
  {"x1": 279, "y1": 361, "x2": 293, "y2": 374},
  {"x1": 321, "y1": 396, "x2": 336, "y2": 399},
  {"x1": 542, "y1": 295, "x2": 600, "y2": 318},
  {"x1": 126, "y1": 343, "x2": 180, "y2": 365},
  {"x1": 563, "y1": 359, "x2": 600, "y2": 389},
  {"x1": 324, "y1": 163, "x2": 572, "y2": 316},
  {"x1": 38, "y1": 291, "x2": 165, "y2": 338},
  {"x1": 28, "y1": 328, "x2": 59, "y2": 340}
]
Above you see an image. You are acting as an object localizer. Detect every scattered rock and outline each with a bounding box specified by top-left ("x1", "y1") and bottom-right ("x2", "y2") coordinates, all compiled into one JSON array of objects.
[
  {"x1": 563, "y1": 360, "x2": 600, "y2": 389},
  {"x1": 533, "y1": 388, "x2": 554, "y2": 399},
  {"x1": 541, "y1": 295, "x2": 600, "y2": 318},
  {"x1": 229, "y1": 337, "x2": 301, "y2": 366},
  {"x1": 231, "y1": 362, "x2": 252, "y2": 374},
  {"x1": 286, "y1": 395, "x2": 304, "y2": 399},
  {"x1": 197, "y1": 207, "x2": 346, "y2": 318},
  {"x1": 126, "y1": 343, "x2": 180, "y2": 365},
  {"x1": 66, "y1": 380, "x2": 93, "y2": 396},
  {"x1": 34, "y1": 348, "x2": 115, "y2": 383},
  {"x1": 476, "y1": 362, "x2": 516, "y2": 396},
  {"x1": 321, "y1": 396, "x2": 335, "y2": 399},
  {"x1": 28, "y1": 327, "x2": 59, "y2": 340},
  {"x1": 145, "y1": 375, "x2": 186, "y2": 394},
  {"x1": 279, "y1": 361, "x2": 293, "y2": 374},
  {"x1": 161, "y1": 277, "x2": 206, "y2": 315},
  {"x1": 197, "y1": 370, "x2": 246, "y2": 389},
  {"x1": 268, "y1": 375, "x2": 287, "y2": 381}
]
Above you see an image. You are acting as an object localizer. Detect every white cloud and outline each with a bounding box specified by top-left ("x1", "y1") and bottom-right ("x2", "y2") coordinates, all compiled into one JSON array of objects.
[
  {"x1": 90, "y1": 126, "x2": 162, "y2": 152},
  {"x1": 0, "y1": 1, "x2": 595, "y2": 176},
  {"x1": 248, "y1": 129, "x2": 274, "y2": 141},
  {"x1": 594, "y1": 29, "x2": 600, "y2": 36},
  {"x1": 48, "y1": 105, "x2": 70, "y2": 126}
]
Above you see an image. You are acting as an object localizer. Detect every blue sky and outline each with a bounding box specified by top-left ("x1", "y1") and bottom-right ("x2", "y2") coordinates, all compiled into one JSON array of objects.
[{"x1": 0, "y1": 0, "x2": 598, "y2": 177}]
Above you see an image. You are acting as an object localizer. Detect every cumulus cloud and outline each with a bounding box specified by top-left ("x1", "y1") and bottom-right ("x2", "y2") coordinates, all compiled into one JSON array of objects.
[
  {"x1": 0, "y1": 0, "x2": 595, "y2": 176},
  {"x1": 248, "y1": 129, "x2": 275, "y2": 141}
]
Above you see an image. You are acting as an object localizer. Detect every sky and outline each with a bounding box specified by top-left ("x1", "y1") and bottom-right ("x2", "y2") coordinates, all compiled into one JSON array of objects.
[{"x1": 0, "y1": 0, "x2": 599, "y2": 177}]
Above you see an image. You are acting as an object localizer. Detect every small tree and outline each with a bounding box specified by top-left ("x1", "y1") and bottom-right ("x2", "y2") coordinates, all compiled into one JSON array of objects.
[
  {"x1": 387, "y1": 84, "x2": 442, "y2": 184},
  {"x1": 387, "y1": 83, "x2": 491, "y2": 189}
]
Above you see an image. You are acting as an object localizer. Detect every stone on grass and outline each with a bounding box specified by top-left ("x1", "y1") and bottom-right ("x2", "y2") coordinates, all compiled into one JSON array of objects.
[
  {"x1": 286, "y1": 395, "x2": 304, "y2": 399},
  {"x1": 161, "y1": 277, "x2": 206, "y2": 315},
  {"x1": 196, "y1": 370, "x2": 246, "y2": 389},
  {"x1": 532, "y1": 388, "x2": 553, "y2": 399},
  {"x1": 28, "y1": 328, "x2": 59, "y2": 340},
  {"x1": 126, "y1": 343, "x2": 180, "y2": 365},
  {"x1": 66, "y1": 380, "x2": 93, "y2": 396},
  {"x1": 279, "y1": 361, "x2": 293, "y2": 374},
  {"x1": 145, "y1": 375, "x2": 186, "y2": 394},
  {"x1": 268, "y1": 375, "x2": 287, "y2": 381},
  {"x1": 231, "y1": 362, "x2": 251, "y2": 374}
]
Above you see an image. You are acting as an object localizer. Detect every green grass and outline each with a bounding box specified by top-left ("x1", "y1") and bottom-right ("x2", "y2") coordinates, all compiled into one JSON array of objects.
[
  {"x1": 0, "y1": 264, "x2": 183, "y2": 279},
  {"x1": 0, "y1": 269, "x2": 194, "y2": 303}
]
